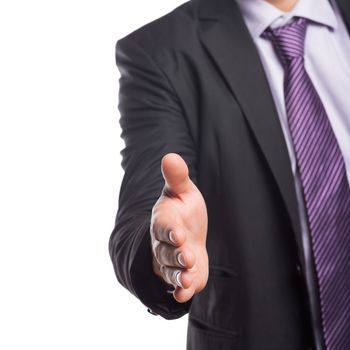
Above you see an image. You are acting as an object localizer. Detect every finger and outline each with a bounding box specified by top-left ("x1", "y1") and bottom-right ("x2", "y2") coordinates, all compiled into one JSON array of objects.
[
  {"x1": 152, "y1": 241, "x2": 195, "y2": 269},
  {"x1": 173, "y1": 283, "x2": 196, "y2": 303},
  {"x1": 161, "y1": 153, "x2": 193, "y2": 198},
  {"x1": 151, "y1": 216, "x2": 186, "y2": 247},
  {"x1": 160, "y1": 265, "x2": 193, "y2": 289}
]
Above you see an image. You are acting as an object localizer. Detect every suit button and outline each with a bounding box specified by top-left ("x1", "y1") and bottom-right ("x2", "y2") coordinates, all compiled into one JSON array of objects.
[
  {"x1": 147, "y1": 308, "x2": 158, "y2": 316},
  {"x1": 296, "y1": 263, "x2": 302, "y2": 275}
]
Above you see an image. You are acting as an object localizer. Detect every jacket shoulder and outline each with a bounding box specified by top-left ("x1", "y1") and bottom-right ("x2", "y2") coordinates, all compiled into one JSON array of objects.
[{"x1": 115, "y1": 0, "x2": 198, "y2": 53}]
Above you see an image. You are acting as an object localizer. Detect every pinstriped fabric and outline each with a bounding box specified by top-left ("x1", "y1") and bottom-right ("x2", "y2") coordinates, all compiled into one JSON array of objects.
[{"x1": 262, "y1": 17, "x2": 350, "y2": 349}]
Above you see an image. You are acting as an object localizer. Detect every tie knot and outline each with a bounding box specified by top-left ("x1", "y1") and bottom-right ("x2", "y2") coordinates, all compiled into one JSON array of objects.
[{"x1": 261, "y1": 17, "x2": 308, "y2": 65}]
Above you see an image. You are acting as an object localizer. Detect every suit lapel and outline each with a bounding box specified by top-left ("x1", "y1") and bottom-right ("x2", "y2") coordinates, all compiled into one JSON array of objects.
[
  {"x1": 195, "y1": 0, "x2": 305, "y2": 266},
  {"x1": 335, "y1": 0, "x2": 350, "y2": 32}
]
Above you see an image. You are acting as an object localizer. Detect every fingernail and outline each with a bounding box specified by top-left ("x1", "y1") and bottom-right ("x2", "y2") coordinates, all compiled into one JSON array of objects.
[
  {"x1": 169, "y1": 230, "x2": 176, "y2": 244},
  {"x1": 175, "y1": 270, "x2": 184, "y2": 288},
  {"x1": 177, "y1": 252, "x2": 186, "y2": 267}
]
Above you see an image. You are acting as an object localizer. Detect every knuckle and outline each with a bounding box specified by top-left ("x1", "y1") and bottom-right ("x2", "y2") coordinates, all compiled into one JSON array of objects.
[
  {"x1": 174, "y1": 249, "x2": 185, "y2": 267},
  {"x1": 161, "y1": 185, "x2": 172, "y2": 198},
  {"x1": 162, "y1": 266, "x2": 172, "y2": 284},
  {"x1": 154, "y1": 242, "x2": 170, "y2": 265},
  {"x1": 171, "y1": 248, "x2": 180, "y2": 264},
  {"x1": 152, "y1": 241, "x2": 161, "y2": 262},
  {"x1": 164, "y1": 245, "x2": 175, "y2": 265},
  {"x1": 164, "y1": 267, "x2": 182, "y2": 287},
  {"x1": 163, "y1": 244, "x2": 172, "y2": 259},
  {"x1": 159, "y1": 266, "x2": 167, "y2": 283},
  {"x1": 150, "y1": 214, "x2": 161, "y2": 236},
  {"x1": 173, "y1": 269, "x2": 183, "y2": 288},
  {"x1": 150, "y1": 221, "x2": 156, "y2": 237},
  {"x1": 168, "y1": 229, "x2": 179, "y2": 246},
  {"x1": 151, "y1": 216, "x2": 174, "y2": 242}
]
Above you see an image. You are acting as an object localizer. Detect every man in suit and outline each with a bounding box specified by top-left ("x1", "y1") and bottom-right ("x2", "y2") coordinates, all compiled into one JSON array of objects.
[{"x1": 109, "y1": 0, "x2": 350, "y2": 348}]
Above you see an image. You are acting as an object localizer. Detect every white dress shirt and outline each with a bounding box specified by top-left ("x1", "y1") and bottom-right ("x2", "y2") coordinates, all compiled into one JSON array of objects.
[{"x1": 235, "y1": 0, "x2": 350, "y2": 347}]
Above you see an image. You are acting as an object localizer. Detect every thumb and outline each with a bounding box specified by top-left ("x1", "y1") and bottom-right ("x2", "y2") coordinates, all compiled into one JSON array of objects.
[{"x1": 161, "y1": 153, "x2": 194, "y2": 197}]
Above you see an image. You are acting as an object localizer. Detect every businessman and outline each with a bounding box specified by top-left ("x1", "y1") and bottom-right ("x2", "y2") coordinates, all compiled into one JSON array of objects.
[{"x1": 109, "y1": 0, "x2": 350, "y2": 349}]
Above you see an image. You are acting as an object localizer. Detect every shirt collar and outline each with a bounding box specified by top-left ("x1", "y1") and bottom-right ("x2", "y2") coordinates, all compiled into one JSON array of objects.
[{"x1": 235, "y1": 0, "x2": 338, "y2": 40}]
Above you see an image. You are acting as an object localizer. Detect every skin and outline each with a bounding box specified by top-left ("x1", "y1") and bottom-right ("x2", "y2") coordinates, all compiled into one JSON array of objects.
[
  {"x1": 264, "y1": 0, "x2": 299, "y2": 12},
  {"x1": 151, "y1": 153, "x2": 209, "y2": 303},
  {"x1": 151, "y1": 0, "x2": 300, "y2": 304}
]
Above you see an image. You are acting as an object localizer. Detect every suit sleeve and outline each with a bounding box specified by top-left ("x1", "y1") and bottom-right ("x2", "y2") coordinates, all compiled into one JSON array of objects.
[{"x1": 108, "y1": 36, "x2": 198, "y2": 320}]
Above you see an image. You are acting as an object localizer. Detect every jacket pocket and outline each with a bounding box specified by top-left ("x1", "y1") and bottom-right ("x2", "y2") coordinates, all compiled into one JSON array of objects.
[
  {"x1": 187, "y1": 315, "x2": 239, "y2": 350},
  {"x1": 189, "y1": 265, "x2": 242, "y2": 335}
]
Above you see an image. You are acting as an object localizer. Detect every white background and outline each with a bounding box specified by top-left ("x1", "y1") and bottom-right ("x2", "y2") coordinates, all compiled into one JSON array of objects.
[{"x1": 0, "y1": 0, "x2": 189, "y2": 349}]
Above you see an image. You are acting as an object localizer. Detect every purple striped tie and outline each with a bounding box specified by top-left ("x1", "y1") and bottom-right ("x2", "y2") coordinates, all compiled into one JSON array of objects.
[{"x1": 262, "y1": 17, "x2": 350, "y2": 349}]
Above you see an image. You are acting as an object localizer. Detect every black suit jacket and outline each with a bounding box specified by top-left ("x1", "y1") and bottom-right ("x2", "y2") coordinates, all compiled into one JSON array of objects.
[{"x1": 108, "y1": 0, "x2": 350, "y2": 349}]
